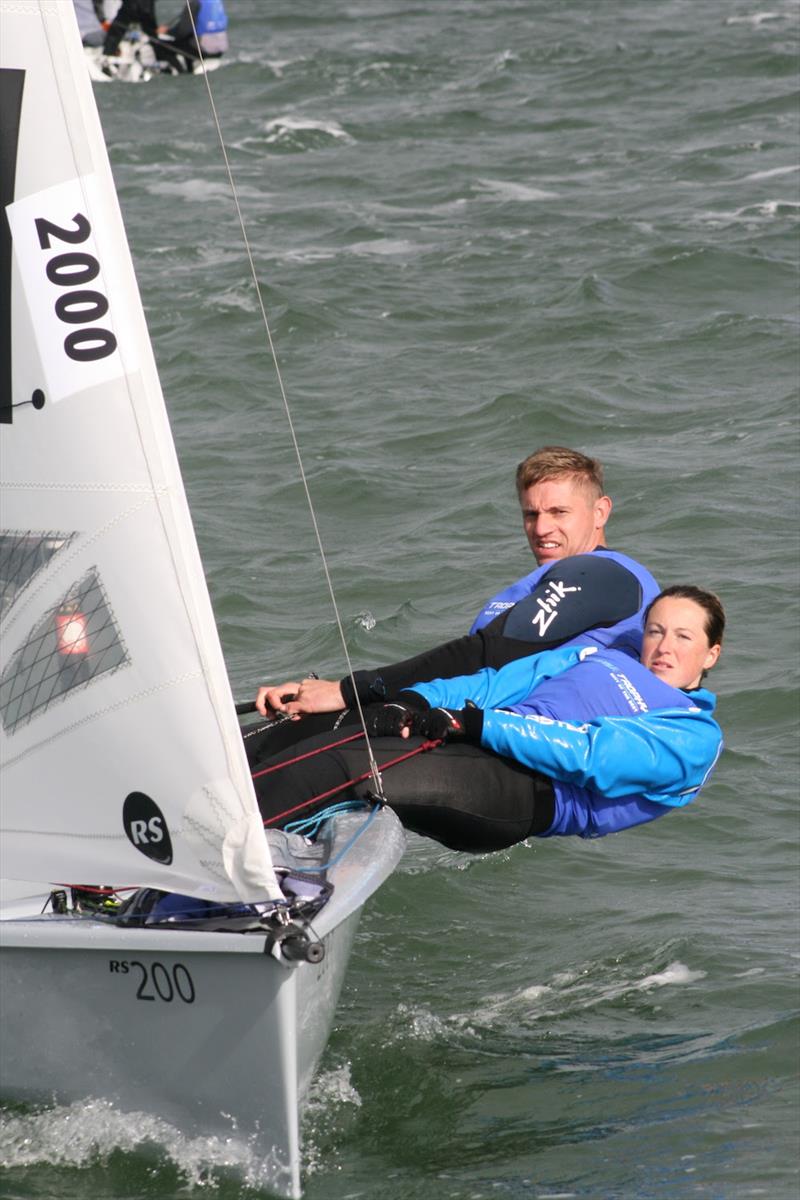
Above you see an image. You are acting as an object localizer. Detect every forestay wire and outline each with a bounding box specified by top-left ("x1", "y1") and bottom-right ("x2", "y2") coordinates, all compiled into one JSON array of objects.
[{"x1": 187, "y1": 6, "x2": 385, "y2": 799}]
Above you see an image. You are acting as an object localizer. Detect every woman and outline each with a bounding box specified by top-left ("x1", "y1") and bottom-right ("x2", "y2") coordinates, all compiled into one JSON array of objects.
[{"x1": 252, "y1": 587, "x2": 725, "y2": 852}]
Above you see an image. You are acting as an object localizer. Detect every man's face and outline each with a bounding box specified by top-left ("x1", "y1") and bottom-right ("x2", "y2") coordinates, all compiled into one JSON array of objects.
[{"x1": 520, "y1": 477, "x2": 611, "y2": 565}]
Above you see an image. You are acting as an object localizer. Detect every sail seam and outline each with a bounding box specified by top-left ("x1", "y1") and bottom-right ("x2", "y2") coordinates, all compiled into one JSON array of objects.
[
  {"x1": 1, "y1": 493, "x2": 158, "y2": 635},
  {"x1": 183, "y1": 788, "x2": 252, "y2": 883},
  {"x1": 0, "y1": 670, "x2": 203, "y2": 770},
  {"x1": 1, "y1": 828, "x2": 125, "y2": 839},
  {"x1": 3, "y1": 4, "x2": 60, "y2": 14},
  {"x1": 1, "y1": 482, "x2": 166, "y2": 492}
]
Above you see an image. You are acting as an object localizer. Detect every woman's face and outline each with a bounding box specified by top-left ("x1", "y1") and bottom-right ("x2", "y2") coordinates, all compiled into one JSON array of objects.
[{"x1": 641, "y1": 596, "x2": 721, "y2": 690}]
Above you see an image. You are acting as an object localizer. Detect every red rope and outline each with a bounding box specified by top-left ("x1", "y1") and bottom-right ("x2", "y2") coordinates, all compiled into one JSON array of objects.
[
  {"x1": 251, "y1": 731, "x2": 366, "y2": 781},
  {"x1": 262, "y1": 738, "x2": 442, "y2": 827}
]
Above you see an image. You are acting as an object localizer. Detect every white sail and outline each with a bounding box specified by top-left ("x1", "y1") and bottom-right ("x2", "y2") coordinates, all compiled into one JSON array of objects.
[{"x1": 0, "y1": 0, "x2": 281, "y2": 903}]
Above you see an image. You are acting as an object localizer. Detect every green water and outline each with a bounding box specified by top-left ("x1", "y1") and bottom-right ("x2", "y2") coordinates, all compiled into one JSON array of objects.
[{"x1": 1, "y1": 1, "x2": 799, "y2": 1197}]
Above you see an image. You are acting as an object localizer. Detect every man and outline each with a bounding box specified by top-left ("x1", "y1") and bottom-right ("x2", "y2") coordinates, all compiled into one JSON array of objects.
[
  {"x1": 155, "y1": 0, "x2": 229, "y2": 73},
  {"x1": 520, "y1": 445, "x2": 613, "y2": 564},
  {"x1": 468, "y1": 446, "x2": 656, "y2": 654},
  {"x1": 254, "y1": 447, "x2": 658, "y2": 728},
  {"x1": 102, "y1": 0, "x2": 159, "y2": 57}
]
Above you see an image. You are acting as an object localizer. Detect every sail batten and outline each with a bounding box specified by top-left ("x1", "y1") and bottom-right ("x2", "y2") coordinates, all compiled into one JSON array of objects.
[{"x1": 0, "y1": 0, "x2": 280, "y2": 903}]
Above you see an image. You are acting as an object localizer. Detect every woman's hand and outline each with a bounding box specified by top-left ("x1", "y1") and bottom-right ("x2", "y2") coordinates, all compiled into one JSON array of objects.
[
  {"x1": 364, "y1": 702, "x2": 418, "y2": 739},
  {"x1": 254, "y1": 678, "x2": 345, "y2": 718}
]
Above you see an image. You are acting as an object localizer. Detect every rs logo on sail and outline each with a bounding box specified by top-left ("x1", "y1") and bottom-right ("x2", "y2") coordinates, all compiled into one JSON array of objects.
[
  {"x1": 130, "y1": 817, "x2": 165, "y2": 845},
  {"x1": 123, "y1": 792, "x2": 173, "y2": 864}
]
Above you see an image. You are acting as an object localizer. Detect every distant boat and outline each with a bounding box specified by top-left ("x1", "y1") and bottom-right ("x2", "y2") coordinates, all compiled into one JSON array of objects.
[
  {"x1": 84, "y1": 34, "x2": 225, "y2": 83},
  {"x1": 84, "y1": 33, "x2": 159, "y2": 83},
  {"x1": 0, "y1": 4, "x2": 404, "y2": 1196}
]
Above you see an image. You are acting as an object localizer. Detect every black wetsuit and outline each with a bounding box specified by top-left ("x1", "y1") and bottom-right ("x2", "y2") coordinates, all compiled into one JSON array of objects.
[
  {"x1": 253, "y1": 726, "x2": 556, "y2": 854},
  {"x1": 244, "y1": 552, "x2": 654, "y2": 764},
  {"x1": 245, "y1": 553, "x2": 661, "y2": 850},
  {"x1": 102, "y1": 0, "x2": 158, "y2": 56},
  {"x1": 153, "y1": 0, "x2": 201, "y2": 72}
]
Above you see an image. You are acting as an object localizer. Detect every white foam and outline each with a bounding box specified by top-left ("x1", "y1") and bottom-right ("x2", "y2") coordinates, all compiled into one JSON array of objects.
[
  {"x1": 388, "y1": 1001, "x2": 476, "y2": 1043},
  {"x1": 0, "y1": 1098, "x2": 291, "y2": 1190},
  {"x1": 266, "y1": 58, "x2": 297, "y2": 78},
  {"x1": 299, "y1": 1063, "x2": 362, "y2": 1179},
  {"x1": 349, "y1": 238, "x2": 420, "y2": 257},
  {"x1": 264, "y1": 115, "x2": 354, "y2": 144},
  {"x1": 380, "y1": 953, "x2": 708, "y2": 1052},
  {"x1": 303, "y1": 1063, "x2": 362, "y2": 1114},
  {"x1": 636, "y1": 961, "x2": 706, "y2": 990},
  {"x1": 235, "y1": 51, "x2": 305, "y2": 73},
  {"x1": 695, "y1": 200, "x2": 800, "y2": 225},
  {"x1": 758, "y1": 200, "x2": 800, "y2": 216},
  {"x1": 464, "y1": 957, "x2": 706, "y2": 1029},
  {"x1": 149, "y1": 178, "x2": 228, "y2": 202},
  {"x1": 368, "y1": 197, "x2": 468, "y2": 217},
  {"x1": 725, "y1": 12, "x2": 782, "y2": 26},
  {"x1": 743, "y1": 164, "x2": 800, "y2": 181},
  {"x1": 475, "y1": 178, "x2": 558, "y2": 202},
  {"x1": 353, "y1": 60, "x2": 398, "y2": 80},
  {"x1": 213, "y1": 286, "x2": 257, "y2": 313},
  {"x1": 282, "y1": 246, "x2": 338, "y2": 264}
]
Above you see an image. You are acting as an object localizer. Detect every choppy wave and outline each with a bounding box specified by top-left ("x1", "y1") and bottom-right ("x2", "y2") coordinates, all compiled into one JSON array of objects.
[
  {"x1": 742, "y1": 163, "x2": 800, "y2": 180},
  {"x1": 0, "y1": 1098, "x2": 292, "y2": 1192},
  {"x1": 385, "y1": 954, "x2": 708, "y2": 1046},
  {"x1": 724, "y1": 12, "x2": 786, "y2": 26},
  {"x1": 264, "y1": 114, "x2": 354, "y2": 149},
  {"x1": 474, "y1": 178, "x2": 560, "y2": 202},
  {"x1": 696, "y1": 200, "x2": 800, "y2": 225}
]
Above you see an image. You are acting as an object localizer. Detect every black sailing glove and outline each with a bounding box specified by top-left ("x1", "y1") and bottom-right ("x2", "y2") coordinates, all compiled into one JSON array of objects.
[
  {"x1": 415, "y1": 704, "x2": 484, "y2": 744},
  {"x1": 364, "y1": 701, "x2": 419, "y2": 738}
]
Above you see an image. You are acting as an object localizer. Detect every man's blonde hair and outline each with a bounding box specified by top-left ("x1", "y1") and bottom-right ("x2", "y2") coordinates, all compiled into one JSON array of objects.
[{"x1": 515, "y1": 446, "x2": 605, "y2": 501}]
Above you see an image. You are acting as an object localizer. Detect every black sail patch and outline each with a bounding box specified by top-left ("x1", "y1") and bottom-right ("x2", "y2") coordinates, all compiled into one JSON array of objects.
[
  {"x1": 123, "y1": 792, "x2": 173, "y2": 864},
  {"x1": 0, "y1": 67, "x2": 25, "y2": 423}
]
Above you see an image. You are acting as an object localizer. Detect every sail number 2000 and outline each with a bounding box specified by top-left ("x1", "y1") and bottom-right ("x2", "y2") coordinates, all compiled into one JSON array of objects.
[
  {"x1": 109, "y1": 959, "x2": 196, "y2": 1003},
  {"x1": 35, "y1": 212, "x2": 118, "y2": 363}
]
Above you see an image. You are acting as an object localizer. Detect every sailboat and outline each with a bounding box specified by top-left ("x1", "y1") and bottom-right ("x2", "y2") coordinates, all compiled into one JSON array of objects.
[
  {"x1": 84, "y1": 36, "x2": 159, "y2": 85},
  {"x1": 0, "y1": 4, "x2": 405, "y2": 1196}
]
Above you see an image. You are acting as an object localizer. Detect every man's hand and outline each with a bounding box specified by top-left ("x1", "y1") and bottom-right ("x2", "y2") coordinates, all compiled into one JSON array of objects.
[{"x1": 254, "y1": 678, "x2": 345, "y2": 718}]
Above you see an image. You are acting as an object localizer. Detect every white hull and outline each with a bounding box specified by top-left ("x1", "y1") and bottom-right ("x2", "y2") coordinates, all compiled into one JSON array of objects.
[
  {"x1": 84, "y1": 41, "x2": 224, "y2": 83},
  {"x1": 85, "y1": 42, "x2": 156, "y2": 83},
  {"x1": 0, "y1": 809, "x2": 405, "y2": 1198}
]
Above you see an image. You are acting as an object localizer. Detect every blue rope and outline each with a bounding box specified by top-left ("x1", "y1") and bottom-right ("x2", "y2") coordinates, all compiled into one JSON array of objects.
[
  {"x1": 286, "y1": 802, "x2": 383, "y2": 872},
  {"x1": 284, "y1": 799, "x2": 369, "y2": 838}
]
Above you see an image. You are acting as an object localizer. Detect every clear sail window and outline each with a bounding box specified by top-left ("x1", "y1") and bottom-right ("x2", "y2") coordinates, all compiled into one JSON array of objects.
[
  {"x1": 0, "y1": 567, "x2": 129, "y2": 732},
  {"x1": 0, "y1": 531, "x2": 74, "y2": 620}
]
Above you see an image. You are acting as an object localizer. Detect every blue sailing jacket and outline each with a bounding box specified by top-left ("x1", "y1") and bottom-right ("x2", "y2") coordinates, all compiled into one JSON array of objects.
[
  {"x1": 410, "y1": 646, "x2": 723, "y2": 838},
  {"x1": 470, "y1": 549, "x2": 660, "y2": 659},
  {"x1": 196, "y1": 0, "x2": 228, "y2": 34}
]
